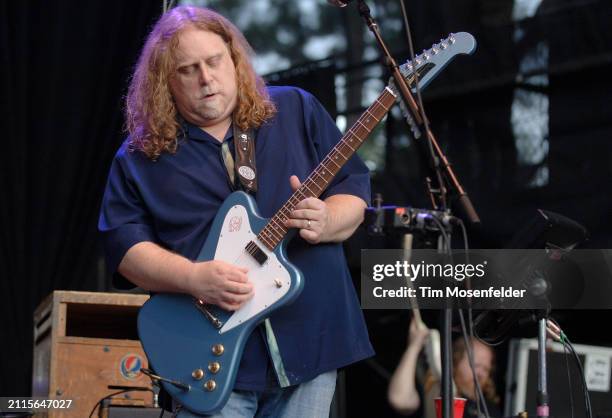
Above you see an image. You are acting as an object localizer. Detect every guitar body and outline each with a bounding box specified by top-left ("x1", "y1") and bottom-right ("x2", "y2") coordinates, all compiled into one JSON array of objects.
[{"x1": 138, "y1": 191, "x2": 303, "y2": 414}]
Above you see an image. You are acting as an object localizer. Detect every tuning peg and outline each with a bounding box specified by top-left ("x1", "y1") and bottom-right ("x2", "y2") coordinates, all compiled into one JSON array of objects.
[
  {"x1": 431, "y1": 45, "x2": 440, "y2": 55},
  {"x1": 449, "y1": 33, "x2": 456, "y2": 44}
]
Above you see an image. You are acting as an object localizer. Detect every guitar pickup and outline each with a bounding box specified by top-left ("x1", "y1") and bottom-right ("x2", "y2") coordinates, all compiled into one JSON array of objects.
[{"x1": 245, "y1": 241, "x2": 268, "y2": 265}]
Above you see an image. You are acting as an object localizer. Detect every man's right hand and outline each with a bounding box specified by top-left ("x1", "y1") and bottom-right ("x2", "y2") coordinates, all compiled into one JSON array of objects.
[{"x1": 187, "y1": 260, "x2": 254, "y2": 311}]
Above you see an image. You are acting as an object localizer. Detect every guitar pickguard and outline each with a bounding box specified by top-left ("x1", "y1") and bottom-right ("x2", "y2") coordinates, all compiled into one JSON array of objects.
[{"x1": 214, "y1": 205, "x2": 291, "y2": 333}]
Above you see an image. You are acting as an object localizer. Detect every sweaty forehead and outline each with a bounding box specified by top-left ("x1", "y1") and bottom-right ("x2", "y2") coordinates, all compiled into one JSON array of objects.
[{"x1": 173, "y1": 28, "x2": 229, "y2": 63}]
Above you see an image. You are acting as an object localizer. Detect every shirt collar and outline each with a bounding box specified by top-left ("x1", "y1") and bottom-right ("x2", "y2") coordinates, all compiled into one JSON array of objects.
[{"x1": 182, "y1": 120, "x2": 234, "y2": 144}]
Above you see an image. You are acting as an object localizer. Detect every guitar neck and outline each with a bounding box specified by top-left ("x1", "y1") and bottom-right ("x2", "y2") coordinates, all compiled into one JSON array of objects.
[{"x1": 257, "y1": 87, "x2": 397, "y2": 250}]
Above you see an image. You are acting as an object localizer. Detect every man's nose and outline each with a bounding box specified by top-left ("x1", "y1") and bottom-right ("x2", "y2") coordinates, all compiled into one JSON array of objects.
[{"x1": 198, "y1": 64, "x2": 213, "y2": 84}]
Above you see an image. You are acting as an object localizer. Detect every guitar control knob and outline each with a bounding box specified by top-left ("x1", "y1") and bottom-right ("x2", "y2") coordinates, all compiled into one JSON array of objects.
[
  {"x1": 212, "y1": 344, "x2": 224, "y2": 356},
  {"x1": 192, "y1": 368, "x2": 205, "y2": 380},
  {"x1": 208, "y1": 362, "x2": 221, "y2": 374},
  {"x1": 274, "y1": 278, "x2": 283, "y2": 288},
  {"x1": 204, "y1": 380, "x2": 217, "y2": 391}
]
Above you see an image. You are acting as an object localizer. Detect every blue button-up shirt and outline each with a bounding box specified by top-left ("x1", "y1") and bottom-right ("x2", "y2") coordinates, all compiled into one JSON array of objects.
[{"x1": 99, "y1": 86, "x2": 374, "y2": 390}]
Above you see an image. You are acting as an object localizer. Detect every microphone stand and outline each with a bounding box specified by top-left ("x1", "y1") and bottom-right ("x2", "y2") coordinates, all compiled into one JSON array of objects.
[
  {"x1": 354, "y1": 0, "x2": 480, "y2": 224},
  {"x1": 352, "y1": 2, "x2": 480, "y2": 418}
]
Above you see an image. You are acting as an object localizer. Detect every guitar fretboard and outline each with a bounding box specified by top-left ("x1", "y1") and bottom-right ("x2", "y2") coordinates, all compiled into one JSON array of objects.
[{"x1": 257, "y1": 87, "x2": 397, "y2": 250}]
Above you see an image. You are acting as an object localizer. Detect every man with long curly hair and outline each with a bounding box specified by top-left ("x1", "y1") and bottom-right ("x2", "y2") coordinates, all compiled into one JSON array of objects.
[{"x1": 99, "y1": 5, "x2": 373, "y2": 417}]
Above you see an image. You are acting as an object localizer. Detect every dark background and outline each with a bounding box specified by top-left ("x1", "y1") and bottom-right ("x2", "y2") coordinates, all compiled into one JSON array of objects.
[{"x1": 1, "y1": 0, "x2": 611, "y2": 416}]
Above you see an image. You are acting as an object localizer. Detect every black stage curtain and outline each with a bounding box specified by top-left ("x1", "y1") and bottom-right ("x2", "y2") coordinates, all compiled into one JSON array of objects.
[{"x1": 0, "y1": 0, "x2": 161, "y2": 396}]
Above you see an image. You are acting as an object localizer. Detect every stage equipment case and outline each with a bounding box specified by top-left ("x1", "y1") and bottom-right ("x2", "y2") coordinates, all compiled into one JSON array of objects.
[{"x1": 32, "y1": 291, "x2": 154, "y2": 417}]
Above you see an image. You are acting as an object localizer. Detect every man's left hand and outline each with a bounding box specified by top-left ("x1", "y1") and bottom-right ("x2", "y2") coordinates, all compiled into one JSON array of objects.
[{"x1": 284, "y1": 175, "x2": 329, "y2": 244}]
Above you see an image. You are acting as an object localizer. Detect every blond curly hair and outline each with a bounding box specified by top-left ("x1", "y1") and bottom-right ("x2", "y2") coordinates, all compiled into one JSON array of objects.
[{"x1": 125, "y1": 6, "x2": 276, "y2": 159}]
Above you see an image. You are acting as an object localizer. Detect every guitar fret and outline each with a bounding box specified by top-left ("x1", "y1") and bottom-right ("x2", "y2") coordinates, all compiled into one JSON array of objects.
[
  {"x1": 326, "y1": 155, "x2": 341, "y2": 169},
  {"x1": 343, "y1": 140, "x2": 356, "y2": 152},
  {"x1": 309, "y1": 180, "x2": 323, "y2": 192},
  {"x1": 268, "y1": 219, "x2": 286, "y2": 239},
  {"x1": 357, "y1": 121, "x2": 370, "y2": 138},
  {"x1": 347, "y1": 129, "x2": 358, "y2": 142},
  {"x1": 280, "y1": 207, "x2": 292, "y2": 220},
  {"x1": 356, "y1": 119, "x2": 371, "y2": 132},
  {"x1": 334, "y1": 147, "x2": 348, "y2": 160},
  {"x1": 283, "y1": 202, "x2": 296, "y2": 216},
  {"x1": 314, "y1": 170, "x2": 329, "y2": 185},
  {"x1": 294, "y1": 190, "x2": 307, "y2": 203},
  {"x1": 270, "y1": 216, "x2": 285, "y2": 229},
  {"x1": 267, "y1": 230, "x2": 280, "y2": 246},
  {"x1": 272, "y1": 217, "x2": 287, "y2": 239},
  {"x1": 257, "y1": 232, "x2": 273, "y2": 249},
  {"x1": 365, "y1": 109, "x2": 380, "y2": 122},
  {"x1": 339, "y1": 142, "x2": 354, "y2": 155},
  {"x1": 303, "y1": 180, "x2": 321, "y2": 194},
  {"x1": 302, "y1": 182, "x2": 316, "y2": 196}
]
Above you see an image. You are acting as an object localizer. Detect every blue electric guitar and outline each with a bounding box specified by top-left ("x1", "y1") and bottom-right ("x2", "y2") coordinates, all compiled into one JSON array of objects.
[{"x1": 138, "y1": 32, "x2": 477, "y2": 414}]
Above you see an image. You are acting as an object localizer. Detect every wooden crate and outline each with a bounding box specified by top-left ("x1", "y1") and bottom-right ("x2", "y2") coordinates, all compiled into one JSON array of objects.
[{"x1": 32, "y1": 291, "x2": 154, "y2": 418}]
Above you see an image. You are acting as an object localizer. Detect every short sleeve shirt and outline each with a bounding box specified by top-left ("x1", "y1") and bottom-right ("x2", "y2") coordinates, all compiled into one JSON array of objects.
[{"x1": 99, "y1": 86, "x2": 374, "y2": 389}]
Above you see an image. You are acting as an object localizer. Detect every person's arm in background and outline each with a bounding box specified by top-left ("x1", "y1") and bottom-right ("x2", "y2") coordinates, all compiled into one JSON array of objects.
[{"x1": 388, "y1": 317, "x2": 430, "y2": 415}]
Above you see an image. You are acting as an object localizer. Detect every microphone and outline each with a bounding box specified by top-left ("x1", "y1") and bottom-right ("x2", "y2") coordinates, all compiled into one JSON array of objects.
[{"x1": 327, "y1": 0, "x2": 352, "y2": 7}]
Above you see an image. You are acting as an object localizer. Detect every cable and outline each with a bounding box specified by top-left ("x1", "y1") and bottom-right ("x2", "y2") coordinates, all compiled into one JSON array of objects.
[
  {"x1": 454, "y1": 219, "x2": 486, "y2": 417},
  {"x1": 398, "y1": 0, "x2": 448, "y2": 210},
  {"x1": 458, "y1": 309, "x2": 491, "y2": 418},
  {"x1": 457, "y1": 219, "x2": 469, "y2": 253},
  {"x1": 565, "y1": 339, "x2": 593, "y2": 418},
  {"x1": 562, "y1": 339, "x2": 576, "y2": 418},
  {"x1": 548, "y1": 319, "x2": 593, "y2": 418},
  {"x1": 428, "y1": 216, "x2": 451, "y2": 254}
]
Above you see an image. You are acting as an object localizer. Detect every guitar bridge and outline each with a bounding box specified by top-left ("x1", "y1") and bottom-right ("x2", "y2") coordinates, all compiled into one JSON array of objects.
[{"x1": 194, "y1": 299, "x2": 223, "y2": 329}]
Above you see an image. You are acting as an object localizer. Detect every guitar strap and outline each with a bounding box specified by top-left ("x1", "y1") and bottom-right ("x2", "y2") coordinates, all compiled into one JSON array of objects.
[
  {"x1": 221, "y1": 124, "x2": 257, "y2": 193},
  {"x1": 221, "y1": 122, "x2": 291, "y2": 388}
]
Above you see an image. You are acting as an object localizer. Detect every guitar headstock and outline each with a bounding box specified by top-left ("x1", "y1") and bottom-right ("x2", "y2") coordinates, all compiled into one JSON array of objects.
[
  {"x1": 400, "y1": 32, "x2": 477, "y2": 92},
  {"x1": 389, "y1": 32, "x2": 477, "y2": 138}
]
